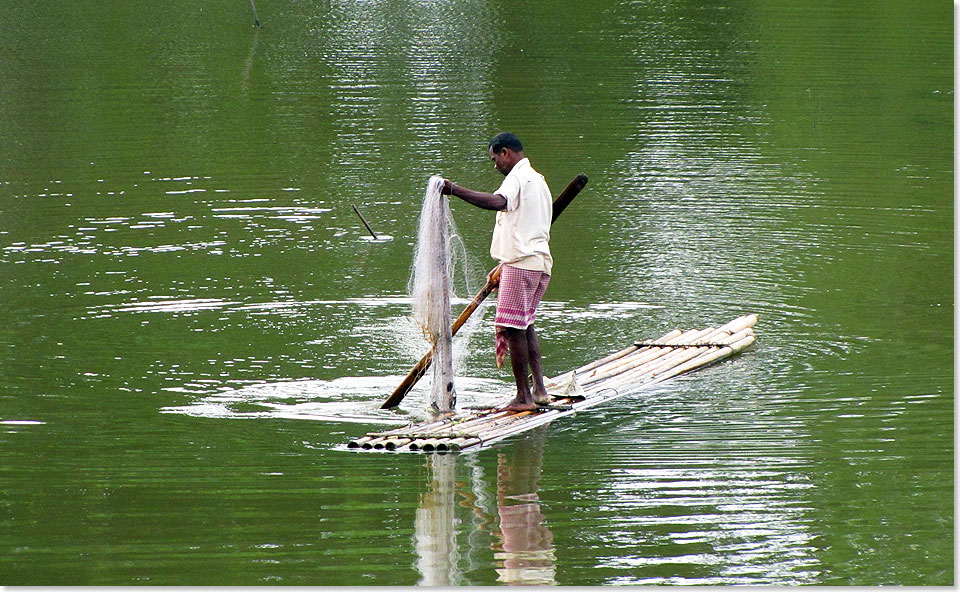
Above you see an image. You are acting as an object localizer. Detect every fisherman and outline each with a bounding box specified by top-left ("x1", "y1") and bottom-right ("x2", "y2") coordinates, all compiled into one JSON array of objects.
[{"x1": 441, "y1": 132, "x2": 553, "y2": 412}]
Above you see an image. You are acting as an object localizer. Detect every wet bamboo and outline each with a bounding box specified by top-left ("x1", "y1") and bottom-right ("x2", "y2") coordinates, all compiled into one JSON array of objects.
[
  {"x1": 600, "y1": 329, "x2": 755, "y2": 394},
  {"x1": 376, "y1": 406, "x2": 509, "y2": 438},
  {"x1": 445, "y1": 436, "x2": 482, "y2": 450},
  {"x1": 575, "y1": 328, "x2": 688, "y2": 382},
  {"x1": 348, "y1": 436, "x2": 377, "y2": 448},
  {"x1": 354, "y1": 325, "x2": 757, "y2": 451},
  {"x1": 580, "y1": 328, "x2": 713, "y2": 385},
  {"x1": 354, "y1": 315, "x2": 760, "y2": 452},
  {"x1": 584, "y1": 326, "x2": 709, "y2": 377},
  {"x1": 413, "y1": 438, "x2": 452, "y2": 452},
  {"x1": 577, "y1": 334, "x2": 695, "y2": 386},
  {"x1": 605, "y1": 326, "x2": 751, "y2": 386},
  {"x1": 412, "y1": 410, "x2": 535, "y2": 448},
  {"x1": 463, "y1": 406, "x2": 577, "y2": 442},
  {"x1": 377, "y1": 408, "x2": 522, "y2": 447},
  {"x1": 410, "y1": 438, "x2": 443, "y2": 451},
  {"x1": 613, "y1": 334, "x2": 754, "y2": 395},
  {"x1": 384, "y1": 438, "x2": 412, "y2": 450},
  {"x1": 569, "y1": 326, "x2": 685, "y2": 377},
  {"x1": 572, "y1": 335, "x2": 754, "y2": 413},
  {"x1": 580, "y1": 325, "x2": 756, "y2": 398},
  {"x1": 646, "y1": 330, "x2": 756, "y2": 386},
  {"x1": 469, "y1": 406, "x2": 578, "y2": 447},
  {"x1": 635, "y1": 318, "x2": 755, "y2": 377},
  {"x1": 585, "y1": 330, "x2": 703, "y2": 384},
  {"x1": 444, "y1": 409, "x2": 538, "y2": 438},
  {"x1": 414, "y1": 409, "x2": 512, "y2": 437}
]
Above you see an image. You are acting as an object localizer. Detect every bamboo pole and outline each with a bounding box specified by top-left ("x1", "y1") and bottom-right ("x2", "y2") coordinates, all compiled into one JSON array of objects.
[
  {"x1": 583, "y1": 327, "x2": 706, "y2": 378},
  {"x1": 645, "y1": 330, "x2": 756, "y2": 385},
  {"x1": 384, "y1": 438, "x2": 411, "y2": 450},
  {"x1": 570, "y1": 328, "x2": 683, "y2": 377},
  {"x1": 600, "y1": 327, "x2": 756, "y2": 394},
  {"x1": 588, "y1": 327, "x2": 707, "y2": 376},
  {"x1": 380, "y1": 173, "x2": 589, "y2": 409},
  {"x1": 580, "y1": 328, "x2": 711, "y2": 385},
  {"x1": 365, "y1": 408, "x2": 516, "y2": 450},
  {"x1": 603, "y1": 325, "x2": 749, "y2": 385}
]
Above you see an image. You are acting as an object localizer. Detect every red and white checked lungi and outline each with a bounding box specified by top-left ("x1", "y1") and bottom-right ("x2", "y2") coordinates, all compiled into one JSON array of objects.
[{"x1": 494, "y1": 264, "x2": 550, "y2": 367}]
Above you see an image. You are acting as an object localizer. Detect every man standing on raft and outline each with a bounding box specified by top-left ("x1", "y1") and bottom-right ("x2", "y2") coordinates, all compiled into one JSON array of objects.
[{"x1": 441, "y1": 132, "x2": 553, "y2": 412}]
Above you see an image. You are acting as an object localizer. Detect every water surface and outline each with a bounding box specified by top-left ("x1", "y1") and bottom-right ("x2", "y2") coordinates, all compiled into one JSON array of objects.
[{"x1": 0, "y1": 0, "x2": 952, "y2": 585}]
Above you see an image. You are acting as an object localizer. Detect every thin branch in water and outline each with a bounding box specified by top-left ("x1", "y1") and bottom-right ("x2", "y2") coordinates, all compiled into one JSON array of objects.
[{"x1": 249, "y1": 0, "x2": 262, "y2": 28}]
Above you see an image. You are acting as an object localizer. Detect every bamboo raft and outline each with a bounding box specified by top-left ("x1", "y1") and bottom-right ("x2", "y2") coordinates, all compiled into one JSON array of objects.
[{"x1": 348, "y1": 314, "x2": 758, "y2": 453}]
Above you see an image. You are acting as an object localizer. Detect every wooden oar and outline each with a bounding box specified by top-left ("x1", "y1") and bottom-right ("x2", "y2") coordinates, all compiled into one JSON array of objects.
[{"x1": 380, "y1": 173, "x2": 588, "y2": 409}]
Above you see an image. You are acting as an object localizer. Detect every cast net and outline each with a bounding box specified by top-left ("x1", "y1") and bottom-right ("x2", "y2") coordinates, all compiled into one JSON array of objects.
[{"x1": 410, "y1": 176, "x2": 459, "y2": 412}]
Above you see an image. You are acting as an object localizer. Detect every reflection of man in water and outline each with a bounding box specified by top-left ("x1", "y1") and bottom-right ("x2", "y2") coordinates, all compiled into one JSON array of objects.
[{"x1": 494, "y1": 431, "x2": 556, "y2": 585}]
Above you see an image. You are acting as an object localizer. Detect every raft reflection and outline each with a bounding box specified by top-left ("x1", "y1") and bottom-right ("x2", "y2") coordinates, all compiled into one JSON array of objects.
[{"x1": 414, "y1": 427, "x2": 556, "y2": 585}]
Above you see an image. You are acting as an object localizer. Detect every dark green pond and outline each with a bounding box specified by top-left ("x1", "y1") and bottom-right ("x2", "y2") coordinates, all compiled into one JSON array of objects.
[{"x1": 0, "y1": 0, "x2": 952, "y2": 585}]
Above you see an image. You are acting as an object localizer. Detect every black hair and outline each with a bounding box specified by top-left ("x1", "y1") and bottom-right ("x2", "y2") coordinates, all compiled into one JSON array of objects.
[{"x1": 488, "y1": 132, "x2": 523, "y2": 154}]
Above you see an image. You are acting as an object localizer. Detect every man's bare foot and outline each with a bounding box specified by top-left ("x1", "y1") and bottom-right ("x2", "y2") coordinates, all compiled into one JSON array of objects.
[
  {"x1": 533, "y1": 393, "x2": 552, "y2": 406},
  {"x1": 499, "y1": 398, "x2": 537, "y2": 412}
]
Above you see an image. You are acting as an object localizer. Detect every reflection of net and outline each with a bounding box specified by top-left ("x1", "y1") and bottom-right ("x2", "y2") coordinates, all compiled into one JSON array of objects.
[{"x1": 410, "y1": 176, "x2": 457, "y2": 411}]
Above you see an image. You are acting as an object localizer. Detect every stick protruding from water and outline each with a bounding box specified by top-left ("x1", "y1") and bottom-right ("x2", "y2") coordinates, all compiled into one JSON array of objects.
[
  {"x1": 352, "y1": 205, "x2": 379, "y2": 239},
  {"x1": 249, "y1": 0, "x2": 262, "y2": 28}
]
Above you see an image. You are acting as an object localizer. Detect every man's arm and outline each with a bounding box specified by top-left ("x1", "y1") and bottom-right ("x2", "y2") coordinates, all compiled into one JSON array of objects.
[{"x1": 441, "y1": 180, "x2": 507, "y2": 211}]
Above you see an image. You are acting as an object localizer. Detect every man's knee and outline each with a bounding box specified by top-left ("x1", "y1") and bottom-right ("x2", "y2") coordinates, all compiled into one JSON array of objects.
[{"x1": 496, "y1": 325, "x2": 524, "y2": 338}]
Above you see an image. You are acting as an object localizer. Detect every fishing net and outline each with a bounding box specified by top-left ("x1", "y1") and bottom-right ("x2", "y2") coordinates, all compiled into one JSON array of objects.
[{"x1": 410, "y1": 176, "x2": 458, "y2": 412}]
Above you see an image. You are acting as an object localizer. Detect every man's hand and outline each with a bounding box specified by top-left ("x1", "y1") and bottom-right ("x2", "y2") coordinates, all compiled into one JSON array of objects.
[
  {"x1": 441, "y1": 180, "x2": 507, "y2": 211},
  {"x1": 487, "y1": 263, "x2": 503, "y2": 287}
]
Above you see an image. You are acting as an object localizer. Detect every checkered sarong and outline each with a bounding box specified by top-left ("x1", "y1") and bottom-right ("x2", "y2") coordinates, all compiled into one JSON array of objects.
[{"x1": 494, "y1": 265, "x2": 550, "y2": 367}]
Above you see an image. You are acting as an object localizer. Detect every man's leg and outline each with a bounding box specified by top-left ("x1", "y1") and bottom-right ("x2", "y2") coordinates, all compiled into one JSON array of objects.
[
  {"x1": 501, "y1": 326, "x2": 537, "y2": 412},
  {"x1": 526, "y1": 325, "x2": 550, "y2": 404}
]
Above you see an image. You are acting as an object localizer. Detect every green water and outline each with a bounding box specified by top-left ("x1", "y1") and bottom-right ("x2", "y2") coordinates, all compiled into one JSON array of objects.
[{"x1": 0, "y1": 0, "x2": 952, "y2": 585}]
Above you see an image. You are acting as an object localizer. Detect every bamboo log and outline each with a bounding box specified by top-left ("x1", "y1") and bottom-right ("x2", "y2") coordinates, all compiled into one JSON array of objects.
[
  {"x1": 583, "y1": 332, "x2": 698, "y2": 386},
  {"x1": 613, "y1": 335, "x2": 754, "y2": 397},
  {"x1": 584, "y1": 327, "x2": 708, "y2": 378},
  {"x1": 468, "y1": 406, "x2": 578, "y2": 447},
  {"x1": 581, "y1": 328, "x2": 712, "y2": 385},
  {"x1": 384, "y1": 438, "x2": 412, "y2": 451},
  {"x1": 572, "y1": 322, "x2": 758, "y2": 410},
  {"x1": 572, "y1": 329, "x2": 683, "y2": 377},
  {"x1": 601, "y1": 328, "x2": 755, "y2": 394},
  {"x1": 646, "y1": 330, "x2": 756, "y2": 385},
  {"x1": 378, "y1": 409, "x2": 522, "y2": 449},
  {"x1": 348, "y1": 436, "x2": 376, "y2": 448},
  {"x1": 380, "y1": 173, "x2": 589, "y2": 410},
  {"x1": 445, "y1": 436, "x2": 482, "y2": 450},
  {"x1": 603, "y1": 326, "x2": 747, "y2": 386}
]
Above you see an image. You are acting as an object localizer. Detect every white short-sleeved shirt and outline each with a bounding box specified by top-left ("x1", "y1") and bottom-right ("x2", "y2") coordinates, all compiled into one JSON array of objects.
[{"x1": 490, "y1": 157, "x2": 553, "y2": 275}]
